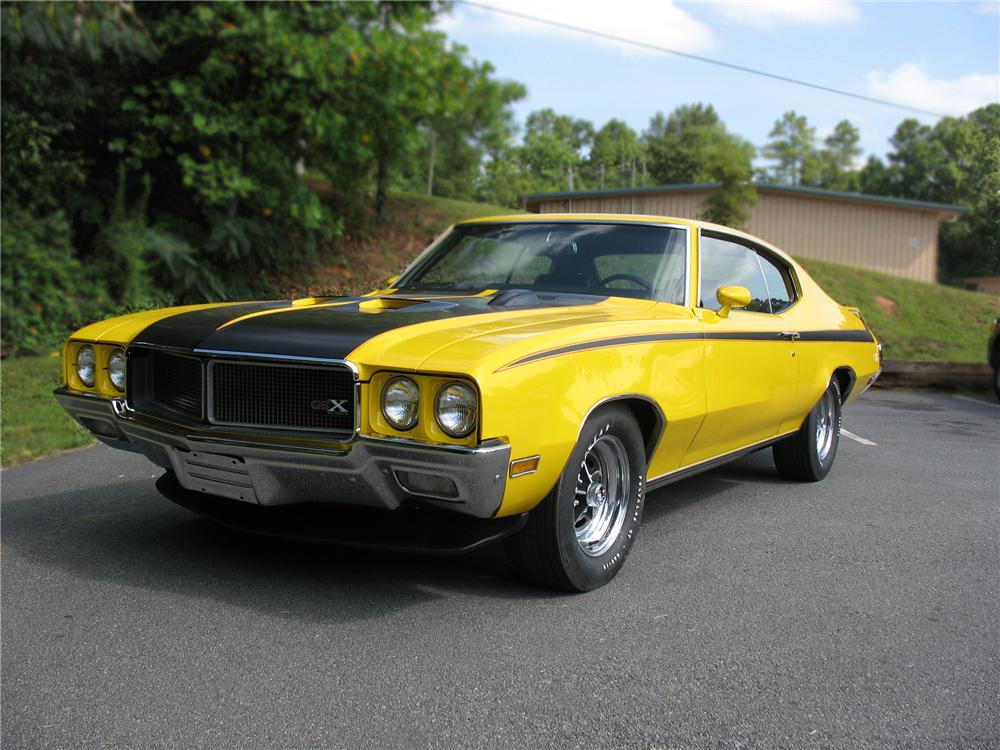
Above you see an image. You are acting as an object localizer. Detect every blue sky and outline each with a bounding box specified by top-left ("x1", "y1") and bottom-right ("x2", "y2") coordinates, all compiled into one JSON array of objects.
[{"x1": 435, "y1": 1, "x2": 1000, "y2": 166}]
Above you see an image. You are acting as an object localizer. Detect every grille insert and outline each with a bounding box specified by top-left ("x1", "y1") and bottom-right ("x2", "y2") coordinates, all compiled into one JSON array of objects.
[
  {"x1": 152, "y1": 351, "x2": 203, "y2": 418},
  {"x1": 209, "y1": 360, "x2": 356, "y2": 434},
  {"x1": 127, "y1": 349, "x2": 204, "y2": 420}
]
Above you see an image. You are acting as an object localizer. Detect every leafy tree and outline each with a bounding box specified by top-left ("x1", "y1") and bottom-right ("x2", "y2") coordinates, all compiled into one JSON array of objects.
[
  {"x1": 699, "y1": 138, "x2": 758, "y2": 227},
  {"x1": 477, "y1": 112, "x2": 527, "y2": 207},
  {"x1": 935, "y1": 106, "x2": 1000, "y2": 279},
  {"x1": 642, "y1": 104, "x2": 756, "y2": 227},
  {"x1": 816, "y1": 120, "x2": 862, "y2": 191},
  {"x1": 1, "y1": 1, "x2": 157, "y2": 353},
  {"x1": 858, "y1": 155, "x2": 896, "y2": 196},
  {"x1": 0, "y1": 1, "x2": 520, "y2": 352},
  {"x1": 643, "y1": 104, "x2": 726, "y2": 184},
  {"x1": 585, "y1": 119, "x2": 646, "y2": 189},
  {"x1": 517, "y1": 108, "x2": 594, "y2": 192},
  {"x1": 396, "y1": 59, "x2": 526, "y2": 202},
  {"x1": 762, "y1": 110, "x2": 820, "y2": 186},
  {"x1": 858, "y1": 107, "x2": 1000, "y2": 279}
]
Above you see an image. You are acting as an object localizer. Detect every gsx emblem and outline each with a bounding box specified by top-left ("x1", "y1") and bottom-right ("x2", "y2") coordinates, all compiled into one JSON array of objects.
[{"x1": 310, "y1": 398, "x2": 349, "y2": 414}]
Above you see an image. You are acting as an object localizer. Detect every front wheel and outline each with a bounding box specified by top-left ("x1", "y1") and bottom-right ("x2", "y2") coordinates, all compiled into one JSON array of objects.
[
  {"x1": 773, "y1": 378, "x2": 842, "y2": 482},
  {"x1": 505, "y1": 404, "x2": 646, "y2": 592}
]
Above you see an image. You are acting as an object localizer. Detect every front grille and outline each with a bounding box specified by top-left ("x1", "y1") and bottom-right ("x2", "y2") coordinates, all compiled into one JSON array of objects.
[
  {"x1": 127, "y1": 349, "x2": 203, "y2": 420},
  {"x1": 152, "y1": 351, "x2": 203, "y2": 418},
  {"x1": 209, "y1": 360, "x2": 356, "y2": 434}
]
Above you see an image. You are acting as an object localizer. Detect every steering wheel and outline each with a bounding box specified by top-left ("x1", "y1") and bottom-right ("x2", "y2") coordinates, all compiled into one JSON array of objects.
[{"x1": 599, "y1": 273, "x2": 652, "y2": 292}]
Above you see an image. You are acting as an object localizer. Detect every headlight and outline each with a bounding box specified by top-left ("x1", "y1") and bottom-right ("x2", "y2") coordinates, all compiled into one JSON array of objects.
[
  {"x1": 434, "y1": 382, "x2": 477, "y2": 438},
  {"x1": 381, "y1": 376, "x2": 420, "y2": 430},
  {"x1": 76, "y1": 345, "x2": 96, "y2": 387},
  {"x1": 108, "y1": 348, "x2": 126, "y2": 392}
]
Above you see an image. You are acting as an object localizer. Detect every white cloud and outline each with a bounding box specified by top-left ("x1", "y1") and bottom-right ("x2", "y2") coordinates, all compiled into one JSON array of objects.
[
  {"x1": 711, "y1": 1, "x2": 860, "y2": 27},
  {"x1": 866, "y1": 63, "x2": 1000, "y2": 116},
  {"x1": 434, "y1": 1, "x2": 714, "y2": 55},
  {"x1": 975, "y1": 2, "x2": 1000, "y2": 16}
]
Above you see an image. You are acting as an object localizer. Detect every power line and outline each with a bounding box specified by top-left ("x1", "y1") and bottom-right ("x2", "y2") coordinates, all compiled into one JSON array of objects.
[{"x1": 455, "y1": 1, "x2": 949, "y2": 119}]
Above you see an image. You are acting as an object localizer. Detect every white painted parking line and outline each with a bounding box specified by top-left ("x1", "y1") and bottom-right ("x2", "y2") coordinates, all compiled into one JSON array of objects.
[
  {"x1": 841, "y1": 429, "x2": 877, "y2": 446},
  {"x1": 954, "y1": 394, "x2": 1000, "y2": 409}
]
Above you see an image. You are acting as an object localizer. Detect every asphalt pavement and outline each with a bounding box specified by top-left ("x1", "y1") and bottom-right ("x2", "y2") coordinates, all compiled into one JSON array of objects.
[{"x1": 2, "y1": 388, "x2": 998, "y2": 749}]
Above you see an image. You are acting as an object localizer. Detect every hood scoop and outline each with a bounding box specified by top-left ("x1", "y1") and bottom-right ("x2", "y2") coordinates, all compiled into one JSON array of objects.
[
  {"x1": 488, "y1": 289, "x2": 605, "y2": 309},
  {"x1": 358, "y1": 297, "x2": 460, "y2": 313}
]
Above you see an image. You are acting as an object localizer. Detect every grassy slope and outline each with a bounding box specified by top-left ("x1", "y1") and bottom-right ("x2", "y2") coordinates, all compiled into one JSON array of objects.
[
  {"x1": 3, "y1": 195, "x2": 995, "y2": 468},
  {"x1": 799, "y1": 258, "x2": 999, "y2": 363},
  {"x1": 1, "y1": 354, "x2": 93, "y2": 466}
]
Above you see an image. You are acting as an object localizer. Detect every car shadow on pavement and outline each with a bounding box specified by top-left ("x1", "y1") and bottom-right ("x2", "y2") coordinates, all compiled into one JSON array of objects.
[{"x1": 2, "y1": 453, "x2": 779, "y2": 617}]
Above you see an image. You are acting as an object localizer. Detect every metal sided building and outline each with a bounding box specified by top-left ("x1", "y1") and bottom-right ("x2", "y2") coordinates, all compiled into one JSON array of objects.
[{"x1": 523, "y1": 183, "x2": 966, "y2": 283}]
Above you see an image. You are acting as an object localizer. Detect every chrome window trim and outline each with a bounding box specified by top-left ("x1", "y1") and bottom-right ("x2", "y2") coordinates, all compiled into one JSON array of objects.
[
  {"x1": 206, "y1": 358, "x2": 360, "y2": 438},
  {"x1": 695, "y1": 228, "x2": 801, "y2": 315},
  {"x1": 395, "y1": 220, "x2": 692, "y2": 306}
]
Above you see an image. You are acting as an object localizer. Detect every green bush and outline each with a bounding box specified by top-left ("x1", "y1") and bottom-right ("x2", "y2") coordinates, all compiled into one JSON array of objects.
[{"x1": 0, "y1": 210, "x2": 105, "y2": 354}]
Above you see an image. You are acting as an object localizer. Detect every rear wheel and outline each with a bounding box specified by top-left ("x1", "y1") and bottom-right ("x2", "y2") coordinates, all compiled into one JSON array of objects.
[
  {"x1": 773, "y1": 378, "x2": 842, "y2": 482},
  {"x1": 505, "y1": 405, "x2": 646, "y2": 592}
]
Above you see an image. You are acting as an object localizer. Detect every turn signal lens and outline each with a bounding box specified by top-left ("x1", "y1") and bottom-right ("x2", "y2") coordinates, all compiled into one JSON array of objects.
[
  {"x1": 434, "y1": 382, "x2": 477, "y2": 438},
  {"x1": 76, "y1": 345, "x2": 97, "y2": 387},
  {"x1": 108, "y1": 348, "x2": 127, "y2": 392},
  {"x1": 381, "y1": 376, "x2": 419, "y2": 431}
]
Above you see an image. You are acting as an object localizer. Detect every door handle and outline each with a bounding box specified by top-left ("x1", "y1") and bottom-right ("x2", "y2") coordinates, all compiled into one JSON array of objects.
[{"x1": 780, "y1": 331, "x2": 801, "y2": 341}]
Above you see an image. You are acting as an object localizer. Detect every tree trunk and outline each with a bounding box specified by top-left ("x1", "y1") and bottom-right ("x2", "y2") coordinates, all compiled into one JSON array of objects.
[
  {"x1": 375, "y1": 155, "x2": 388, "y2": 220},
  {"x1": 426, "y1": 128, "x2": 436, "y2": 197}
]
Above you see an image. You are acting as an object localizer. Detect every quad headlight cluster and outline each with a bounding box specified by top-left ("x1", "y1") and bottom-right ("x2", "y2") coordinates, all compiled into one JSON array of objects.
[
  {"x1": 74, "y1": 345, "x2": 126, "y2": 392},
  {"x1": 379, "y1": 376, "x2": 477, "y2": 438}
]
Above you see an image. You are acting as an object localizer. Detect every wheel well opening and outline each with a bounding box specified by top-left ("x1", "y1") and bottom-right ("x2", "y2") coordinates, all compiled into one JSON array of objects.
[
  {"x1": 832, "y1": 367, "x2": 857, "y2": 400},
  {"x1": 616, "y1": 398, "x2": 665, "y2": 464}
]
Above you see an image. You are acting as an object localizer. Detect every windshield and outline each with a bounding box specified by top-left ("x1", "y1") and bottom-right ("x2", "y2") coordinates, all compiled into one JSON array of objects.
[{"x1": 395, "y1": 222, "x2": 688, "y2": 303}]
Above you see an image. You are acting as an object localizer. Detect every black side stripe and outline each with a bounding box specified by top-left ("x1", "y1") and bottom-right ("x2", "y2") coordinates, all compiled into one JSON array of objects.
[
  {"x1": 797, "y1": 329, "x2": 875, "y2": 342},
  {"x1": 500, "y1": 333, "x2": 702, "y2": 369},
  {"x1": 499, "y1": 328, "x2": 874, "y2": 370}
]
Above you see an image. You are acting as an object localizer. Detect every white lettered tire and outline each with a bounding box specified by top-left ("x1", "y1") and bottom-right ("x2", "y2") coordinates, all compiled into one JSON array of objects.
[{"x1": 505, "y1": 404, "x2": 646, "y2": 591}]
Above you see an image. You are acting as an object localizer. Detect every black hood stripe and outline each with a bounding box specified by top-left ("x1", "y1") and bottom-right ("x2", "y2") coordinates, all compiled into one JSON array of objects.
[
  {"x1": 131, "y1": 296, "x2": 501, "y2": 360},
  {"x1": 132, "y1": 301, "x2": 293, "y2": 350}
]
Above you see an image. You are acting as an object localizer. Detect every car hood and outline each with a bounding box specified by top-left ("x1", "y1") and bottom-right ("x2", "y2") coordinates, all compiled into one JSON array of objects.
[{"x1": 128, "y1": 292, "x2": 664, "y2": 372}]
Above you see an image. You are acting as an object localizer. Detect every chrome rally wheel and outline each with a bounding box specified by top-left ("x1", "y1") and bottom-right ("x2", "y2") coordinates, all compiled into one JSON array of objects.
[{"x1": 574, "y1": 433, "x2": 630, "y2": 557}]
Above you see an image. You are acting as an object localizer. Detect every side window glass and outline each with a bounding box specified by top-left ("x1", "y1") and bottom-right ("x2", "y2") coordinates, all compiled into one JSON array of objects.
[
  {"x1": 758, "y1": 254, "x2": 795, "y2": 313},
  {"x1": 698, "y1": 235, "x2": 770, "y2": 313}
]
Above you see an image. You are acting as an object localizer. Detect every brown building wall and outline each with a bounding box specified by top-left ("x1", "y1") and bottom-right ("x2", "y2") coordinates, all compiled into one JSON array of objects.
[{"x1": 535, "y1": 189, "x2": 950, "y2": 283}]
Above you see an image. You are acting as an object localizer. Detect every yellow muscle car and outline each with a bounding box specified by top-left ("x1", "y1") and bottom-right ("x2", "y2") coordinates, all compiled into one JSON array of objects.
[{"x1": 55, "y1": 215, "x2": 880, "y2": 591}]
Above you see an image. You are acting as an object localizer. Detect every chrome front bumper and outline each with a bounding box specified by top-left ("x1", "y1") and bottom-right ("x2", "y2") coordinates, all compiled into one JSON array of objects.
[{"x1": 54, "y1": 389, "x2": 510, "y2": 519}]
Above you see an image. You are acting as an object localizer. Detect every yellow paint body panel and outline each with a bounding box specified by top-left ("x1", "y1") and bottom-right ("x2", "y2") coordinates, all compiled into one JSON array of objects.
[{"x1": 59, "y1": 214, "x2": 880, "y2": 520}]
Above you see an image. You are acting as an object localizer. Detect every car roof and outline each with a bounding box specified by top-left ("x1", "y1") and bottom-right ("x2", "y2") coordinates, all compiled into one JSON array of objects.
[{"x1": 456, "y1": 213, "x2": 798, "y2": 267}]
